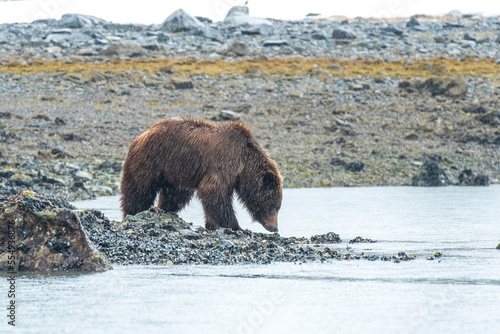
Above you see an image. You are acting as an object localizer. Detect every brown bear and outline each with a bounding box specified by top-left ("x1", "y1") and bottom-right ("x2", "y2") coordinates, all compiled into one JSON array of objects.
[{"x1": 120, "y1": 118, "x2": 282, "y2": 232}]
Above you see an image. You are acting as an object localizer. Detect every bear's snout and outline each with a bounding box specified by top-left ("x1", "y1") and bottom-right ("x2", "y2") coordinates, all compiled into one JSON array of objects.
[{"x1": 262, "y1": 214, "x2": 279, "y2": 232}]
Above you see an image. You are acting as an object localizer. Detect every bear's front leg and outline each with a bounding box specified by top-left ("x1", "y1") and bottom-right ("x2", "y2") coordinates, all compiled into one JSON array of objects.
[{"x1": 198, "y1": 178, "x2": 241, "y2": 230}]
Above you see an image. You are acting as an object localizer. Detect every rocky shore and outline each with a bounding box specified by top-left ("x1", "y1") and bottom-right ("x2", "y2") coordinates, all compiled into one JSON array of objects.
[
  {"x1": 0, "y1": 9, "x2": 500, "y2": 201},
  {"x1": 1, "y1": 191, "x2": 419, "y2": 272}
]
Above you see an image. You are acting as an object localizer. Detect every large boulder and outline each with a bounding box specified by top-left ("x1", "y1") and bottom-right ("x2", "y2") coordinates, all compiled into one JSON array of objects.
[
  {"x1": 222, "y1": 6, "x2": 273, "y2": 27},
  {"x1": 0, "y1": 191, "x2": 111, "y2": 272},
  {"x1": 54, "y1": 13, "x2": 106, "y2": 28},
  {"x1": 331, "y1": 28, "x2": 357, "y2": 40},
  {"x1": 160, "y1": 9, "x2": 204, "y2": 33},
  {"x1": 412, "y1": 160, "x2": 450, "y2": 186}
]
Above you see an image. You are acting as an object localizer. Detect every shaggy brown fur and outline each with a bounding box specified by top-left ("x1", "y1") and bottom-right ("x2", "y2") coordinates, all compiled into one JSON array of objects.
[{"x1": 120, "y1": 118, "x2": 282, "y2": 232}]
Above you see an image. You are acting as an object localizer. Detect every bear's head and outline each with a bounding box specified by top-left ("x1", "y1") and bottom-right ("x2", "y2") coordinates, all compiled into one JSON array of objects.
[{"x1": 237, "y1": 168, "x2": 282, "y2": 233}]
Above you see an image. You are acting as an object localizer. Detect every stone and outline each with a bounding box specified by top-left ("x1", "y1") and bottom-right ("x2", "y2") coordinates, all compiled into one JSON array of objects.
[
  {"x1": 384, "y1": 25, "x2": 403, "y2": 36},
  {"x1": 54, "y1": 13, "x2": 106, "y2": 29},
  {"x1": 45, "y1": 32, "x2": 92, "y2": 43},
  {"x1": 463, "y1": 105, "x2": 487, "y2": 114},
  {"x1": 262, "y1": 40, "x2": 288, "y2": 47},
  {"x1": 458, "y1": 169, "x2": 489, "y2": 186},
  {"x1": 0, "y1": 191, "x2": 111, "y2": 272},
  {"x1": 479, "y1": 112, "x2": 500, "y2": 127},
  {"x1": 192, "y1": 26, "x2": 223, "y2": 41},
  {"x1": 446, "y1": 10, "x2": 463, "y2": 18},
  {"x1": 160, "y1": 9, "x2": 204, "y2": 33},
  {"x1": 171, "y1": 77, "x2": 193, "y2": 89},
  {"x1": 407, "y1": 17, "x2": 420, "y2": 28},
  {"x1": 241, "y1": 24, "x2": 275, "y2": 36},
  {"x1": 196, "y1": 16, "x2": 213, "y2": 24},
  {"x1": 344, "y1": 161, "x2": 364, "y2": 172},
  {"x1": 464, "y1": 33, "x2": 477, "y2": 42},
  {"x1": 412, "y1": 160, "x2": 450, "y2": 186},
  {"x1": 418, "y1": 77, "x2": 468, "y2": 98},
  {"x1": 330, "y1": 157, "x2": 346, "y2": 166},
  {"x1": 223, "y1": 6, "x2": 273, "y2": 27},
  {"x1": 227, "y1": 41, "x2": 249, "y2": 56},
  {"x1": 99, "y1": 40, "x2": 149, "y2": 58},
  {"x1": 331, "y1": 28, "x2": 357, "y2": 40},
  {"x1": 311, "y1": 31, "x2": 328, "y2": 40},
  {"x1": 226, "y1": 6, "x2": 249, "y2": 17},
  {"x1": 219, "y1": 110, "x2": 240, "y2": 121}
]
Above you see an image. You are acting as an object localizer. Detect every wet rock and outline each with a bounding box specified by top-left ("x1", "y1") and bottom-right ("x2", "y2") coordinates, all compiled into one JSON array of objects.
[
  {"x1": 345, "y1": 161, "x2": 365, "y2": 172},
  {"x1": 310, "y1": 232, "x2": 341, "y2": 244},
  {"x1": 160, "y1": 9, "x2": 204, "y2": 33},
  {"x1": 412, "y1": 160, "x2": 450, "y2": 186},
  {"x1": 418, "y1": 77, "x2": 468, "y2": 98},
  {"x1": 349, "y1": 236, "x2": 376, "y2": 244},
  {"x1": 0, "y1": 191, "x2": 111, "y2": 272},
  {"x1": 331, "y1": 28, "x2": 357, "y2": 40},
  {"x1": 458, "y1": 169, "x2": 489, "y2": 186}
]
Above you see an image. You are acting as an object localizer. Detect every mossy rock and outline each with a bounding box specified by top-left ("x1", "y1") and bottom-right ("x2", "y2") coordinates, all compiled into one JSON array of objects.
[{"x1": 0, "y1": 191, "x2": 112, "y2": 272}]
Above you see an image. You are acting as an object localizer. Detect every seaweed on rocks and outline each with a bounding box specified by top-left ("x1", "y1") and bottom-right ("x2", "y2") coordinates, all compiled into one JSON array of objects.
[{"x1": 76, "y1": 209, "x2": 416, "y2": 265}]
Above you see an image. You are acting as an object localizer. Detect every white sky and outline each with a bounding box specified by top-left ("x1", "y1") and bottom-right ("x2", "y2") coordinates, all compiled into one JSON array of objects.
[{"x1": 0, "y1": 0, "x2": 498, "y2": 24}]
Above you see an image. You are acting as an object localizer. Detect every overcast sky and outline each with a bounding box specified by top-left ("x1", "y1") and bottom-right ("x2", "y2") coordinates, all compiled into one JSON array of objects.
[{"x1": 0, "y1": 0, "x2": 498, "y2": 24}]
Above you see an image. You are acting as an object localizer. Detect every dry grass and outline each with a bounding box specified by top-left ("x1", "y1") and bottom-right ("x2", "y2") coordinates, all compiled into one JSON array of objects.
[{"x1": 1, "y1": 57, "x2": 499, "y2": 79}]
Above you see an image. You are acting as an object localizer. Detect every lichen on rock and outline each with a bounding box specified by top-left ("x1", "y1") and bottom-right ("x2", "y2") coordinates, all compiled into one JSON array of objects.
[{"x1": 0, "y1": 191, "x2": 111, "y2": 272}]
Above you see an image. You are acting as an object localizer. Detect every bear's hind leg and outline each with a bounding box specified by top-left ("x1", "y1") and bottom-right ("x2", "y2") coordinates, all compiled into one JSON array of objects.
[{"x1": 157, "y1": 182, "x2": 194, "y2": 213}]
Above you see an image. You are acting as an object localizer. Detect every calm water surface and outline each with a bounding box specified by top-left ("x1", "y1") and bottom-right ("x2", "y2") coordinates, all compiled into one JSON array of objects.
[{"x1": 2, "y1": 186, "x2": 499, "y2": 334}]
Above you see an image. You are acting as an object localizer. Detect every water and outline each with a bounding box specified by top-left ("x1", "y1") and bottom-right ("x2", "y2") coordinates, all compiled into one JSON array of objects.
[{"x1": 2, "y1": 186, "x2": 500, "y2": 333}]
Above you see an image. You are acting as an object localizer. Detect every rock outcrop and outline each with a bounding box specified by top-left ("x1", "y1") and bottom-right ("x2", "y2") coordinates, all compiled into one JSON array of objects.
[
  {"x1": 458, "y1": 169, "x2": 489, "y2": 186},
  {"x1": 0, "y1": 191, "x2": 111, "y2": 272},
  {"x1": 412, "y1": 160, "x2": 450, "y2": 186}
]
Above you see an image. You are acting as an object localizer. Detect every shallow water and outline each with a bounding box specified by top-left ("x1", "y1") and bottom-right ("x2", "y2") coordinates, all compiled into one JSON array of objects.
[{"x1": 2, "y1": 186, "x2": 500, "y2": 333}]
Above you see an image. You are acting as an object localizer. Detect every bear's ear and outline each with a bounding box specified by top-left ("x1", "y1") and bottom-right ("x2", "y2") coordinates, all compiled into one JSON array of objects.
[{"x1": 263, "y1": 172, "x2": 279, "y2": 189}]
